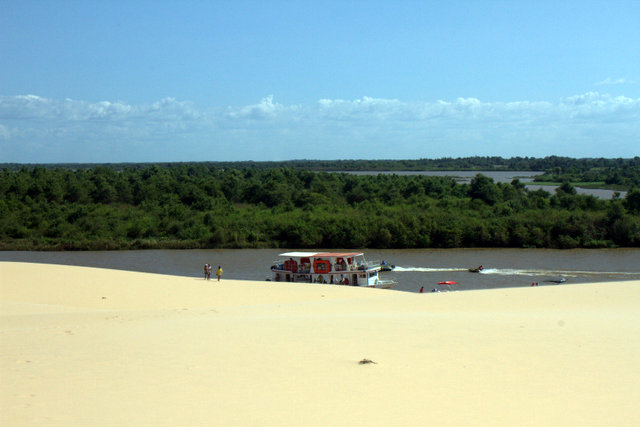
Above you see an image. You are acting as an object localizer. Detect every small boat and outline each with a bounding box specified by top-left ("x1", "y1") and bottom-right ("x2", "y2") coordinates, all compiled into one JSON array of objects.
[
  {"x1": 468, "y1": 265, "x2": 484, "y2": 273},
  {"x1": 437, "y1": 280, "x2": 458, "y2": 291},
  {"x1": 270, "y1": 252, "x2": 396, "y2": 289},
  {"x1": 380, "y1": 260, "x2": 395, "y2": 272},
  {"x1": 545, "y1": 278, "x2": 567, "y2": 284}
]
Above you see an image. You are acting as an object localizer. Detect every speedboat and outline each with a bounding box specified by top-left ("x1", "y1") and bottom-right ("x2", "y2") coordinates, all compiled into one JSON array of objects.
[
  {"x1": 270, "y1": 252, "x2": 396, "y2": 289},
  {"x1": 468, "y1": 265, "x2": 484, "y2": 273},
  {"x1": 380, "y1": 262, "x2": 395, "y2": 272}
]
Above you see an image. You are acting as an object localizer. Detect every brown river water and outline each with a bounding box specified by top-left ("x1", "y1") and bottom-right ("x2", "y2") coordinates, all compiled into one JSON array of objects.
[{"x1": 2, "y1": 248, "x2": 639, "y2": 293}]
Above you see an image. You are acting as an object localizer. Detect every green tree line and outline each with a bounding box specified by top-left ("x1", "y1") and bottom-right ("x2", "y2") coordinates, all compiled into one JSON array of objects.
[
  {"x1": 3, "y1": 155, "x2": 640, "y2": 175},
  {"x1": 1, "y1": 164, "x2": 639, "y2": 250}
]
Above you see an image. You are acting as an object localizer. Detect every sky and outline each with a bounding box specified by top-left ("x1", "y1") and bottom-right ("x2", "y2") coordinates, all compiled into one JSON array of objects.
[{"x1": 1, "y1": 0, "x2": 639, "y2": 163}]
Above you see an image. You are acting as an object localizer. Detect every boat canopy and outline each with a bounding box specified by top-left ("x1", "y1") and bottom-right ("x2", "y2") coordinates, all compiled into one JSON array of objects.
[
  {"x1": 278, "y1": 252, "x2": 319, "y2": 258},
  {"x1": 278, "y1": 252, "x2": 363, "y2": 258},
  {"x1": 314, "y1": 252, "x2": 363, "y2": 257}
]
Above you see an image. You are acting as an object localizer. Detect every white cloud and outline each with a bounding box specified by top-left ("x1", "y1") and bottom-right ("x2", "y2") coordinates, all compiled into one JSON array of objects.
[
  {"x1": 148, "y1": 98, "x2": 201, "y2": 121},
  {"x1": 597, "y1": 77, "x2": 635, "y2": 86},
  {"x1": 317, "y1": 96, "x2": 405, "y2": 121},
  {"x1": 226, "y1": 95, "x2": 286, "y2": 119},
  {"x1": 560, "y1": 92, "x2": 639, "y2": 120},
  {"x1": 1, "y1": 93, "x2": 639, "y2": 162},
  {"x1": 0, "y1": 95, "x2": 202, "y2": 122},
  {"x1": 0, "y1": 124, "x2": 11, "y2": 140}
]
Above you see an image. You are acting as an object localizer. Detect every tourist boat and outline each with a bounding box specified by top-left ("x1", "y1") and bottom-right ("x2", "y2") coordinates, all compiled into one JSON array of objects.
[{"x1": 270, "y1": 252, "x2": 396, "y2": 289}]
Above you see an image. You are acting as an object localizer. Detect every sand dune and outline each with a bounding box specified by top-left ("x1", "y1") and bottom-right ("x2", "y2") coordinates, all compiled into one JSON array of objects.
[{"x1": 2, "y1": 261, "x2": 639, "y2": 426}]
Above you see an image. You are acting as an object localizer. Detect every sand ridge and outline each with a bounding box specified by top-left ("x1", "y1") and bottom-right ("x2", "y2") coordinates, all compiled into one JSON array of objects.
[{"x1": 2, "y1": 261, "x2": 639, "y2": 426}]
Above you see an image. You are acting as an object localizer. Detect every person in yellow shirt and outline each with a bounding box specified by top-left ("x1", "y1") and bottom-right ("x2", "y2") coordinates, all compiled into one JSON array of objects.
[{"x1": 216, "y1": 266, "x2": 223, "y2": 281}]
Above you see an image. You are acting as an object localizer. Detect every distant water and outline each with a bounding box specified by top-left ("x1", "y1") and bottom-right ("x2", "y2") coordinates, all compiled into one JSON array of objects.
[
  {"x1": 336, "y1": 170, "x2": 544, "y2": 183},
  {"x1": 525, "y1": 184, "x2": 626, "y2": 200},
  {"x1": 339, "y1": 171, "x2": 624, "y2": 199},
  {"x1": 2, "y1": 248, "x2": 639, "y2": 293}
]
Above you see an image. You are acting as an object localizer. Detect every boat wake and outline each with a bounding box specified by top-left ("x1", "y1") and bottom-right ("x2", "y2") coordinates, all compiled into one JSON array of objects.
[
  {"x1": 392, "y1": 267, "x2": 467, "y2": 273},
  {"x1": 478, "y1": 268, "x2": 639, "y2": 278},
  {"x1": 392, "y1": 266, "x2": 638, "y2": 278}
]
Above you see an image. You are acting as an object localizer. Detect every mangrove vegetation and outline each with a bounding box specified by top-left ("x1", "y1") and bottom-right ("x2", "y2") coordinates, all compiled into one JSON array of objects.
[{"x1": 1, "y1": 158, "x2": 639, "y2": 250}]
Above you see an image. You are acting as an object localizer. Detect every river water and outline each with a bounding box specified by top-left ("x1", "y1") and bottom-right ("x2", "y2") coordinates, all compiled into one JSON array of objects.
[
  {"x1": 2, "y1": 248, "x2": 638, "y2": 293},
  {"x1": 340, "y1": 170, "x2": 545, "y2": 183}
]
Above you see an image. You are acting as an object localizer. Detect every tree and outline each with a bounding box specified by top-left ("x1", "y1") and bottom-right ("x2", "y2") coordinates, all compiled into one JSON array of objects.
[
  {"x1": 469, "y1": 174, "x2": 499, "y2": 205},
  {"x1": 625, "y1": 188, "x2": 640, "y2": 213},
  {"x1": 557, "y1": 181, "x2": 577, "y2": 196}
]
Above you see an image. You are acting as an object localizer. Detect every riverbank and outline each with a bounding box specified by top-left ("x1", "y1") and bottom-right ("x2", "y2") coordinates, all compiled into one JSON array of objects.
[{"x1": 2, "y1": 262, "x2": 639, "y2": 426}]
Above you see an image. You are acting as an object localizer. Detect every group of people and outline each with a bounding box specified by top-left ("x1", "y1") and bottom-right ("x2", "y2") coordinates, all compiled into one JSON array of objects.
[{"x1": 204, "y1": 264, "x2": 223, "y2": 281}]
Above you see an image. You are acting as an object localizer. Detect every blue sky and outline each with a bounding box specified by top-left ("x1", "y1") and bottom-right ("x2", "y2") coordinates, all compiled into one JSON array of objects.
[{"x1": 1, "y1": 0, "x2": 639, "y2": 163}]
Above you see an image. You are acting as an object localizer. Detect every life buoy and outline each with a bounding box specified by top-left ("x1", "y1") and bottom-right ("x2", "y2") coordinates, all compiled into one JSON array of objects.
[{"x1": 313, "y1": 260, "x2": 330, "y2": 274}]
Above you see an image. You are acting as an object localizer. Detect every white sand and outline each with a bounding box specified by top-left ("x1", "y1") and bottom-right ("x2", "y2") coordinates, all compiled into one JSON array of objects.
[{"x1": 1, "y1": 261, "x2": 639, "y2": 426}]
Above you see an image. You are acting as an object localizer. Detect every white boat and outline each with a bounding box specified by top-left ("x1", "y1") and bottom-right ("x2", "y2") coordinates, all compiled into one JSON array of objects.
[{"x1": 270, "y1": 251, "x2": 396, "y2": 289}]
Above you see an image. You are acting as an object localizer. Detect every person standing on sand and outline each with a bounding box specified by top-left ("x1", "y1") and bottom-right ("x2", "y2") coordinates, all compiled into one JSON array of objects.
[
  {"x1": 204, "y1": 264, "x2": 209, "y2": 280},
  {"x1": 216, "y1": 266, "x2": 223, "y2": 281}
]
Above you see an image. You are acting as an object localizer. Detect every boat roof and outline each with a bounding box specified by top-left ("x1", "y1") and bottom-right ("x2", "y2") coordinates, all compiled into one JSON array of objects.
[
  {"x1": 314, "y1": 252, "x2": 363, "y2": 257},
  {"x1": 279, "y1": 252, "x2": 363, "y2": 258}
]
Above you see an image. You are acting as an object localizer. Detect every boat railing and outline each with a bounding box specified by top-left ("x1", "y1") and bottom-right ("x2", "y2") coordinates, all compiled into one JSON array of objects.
[
  {"x1": 353, "y1": 261, "x2": 383, "y2": 271},
  {"x1": 271, "y1": 261, "x2": 312, "y2": 274},
  {"x1": 273, "y1": 259, "x2": 382, "y2": 273}
]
